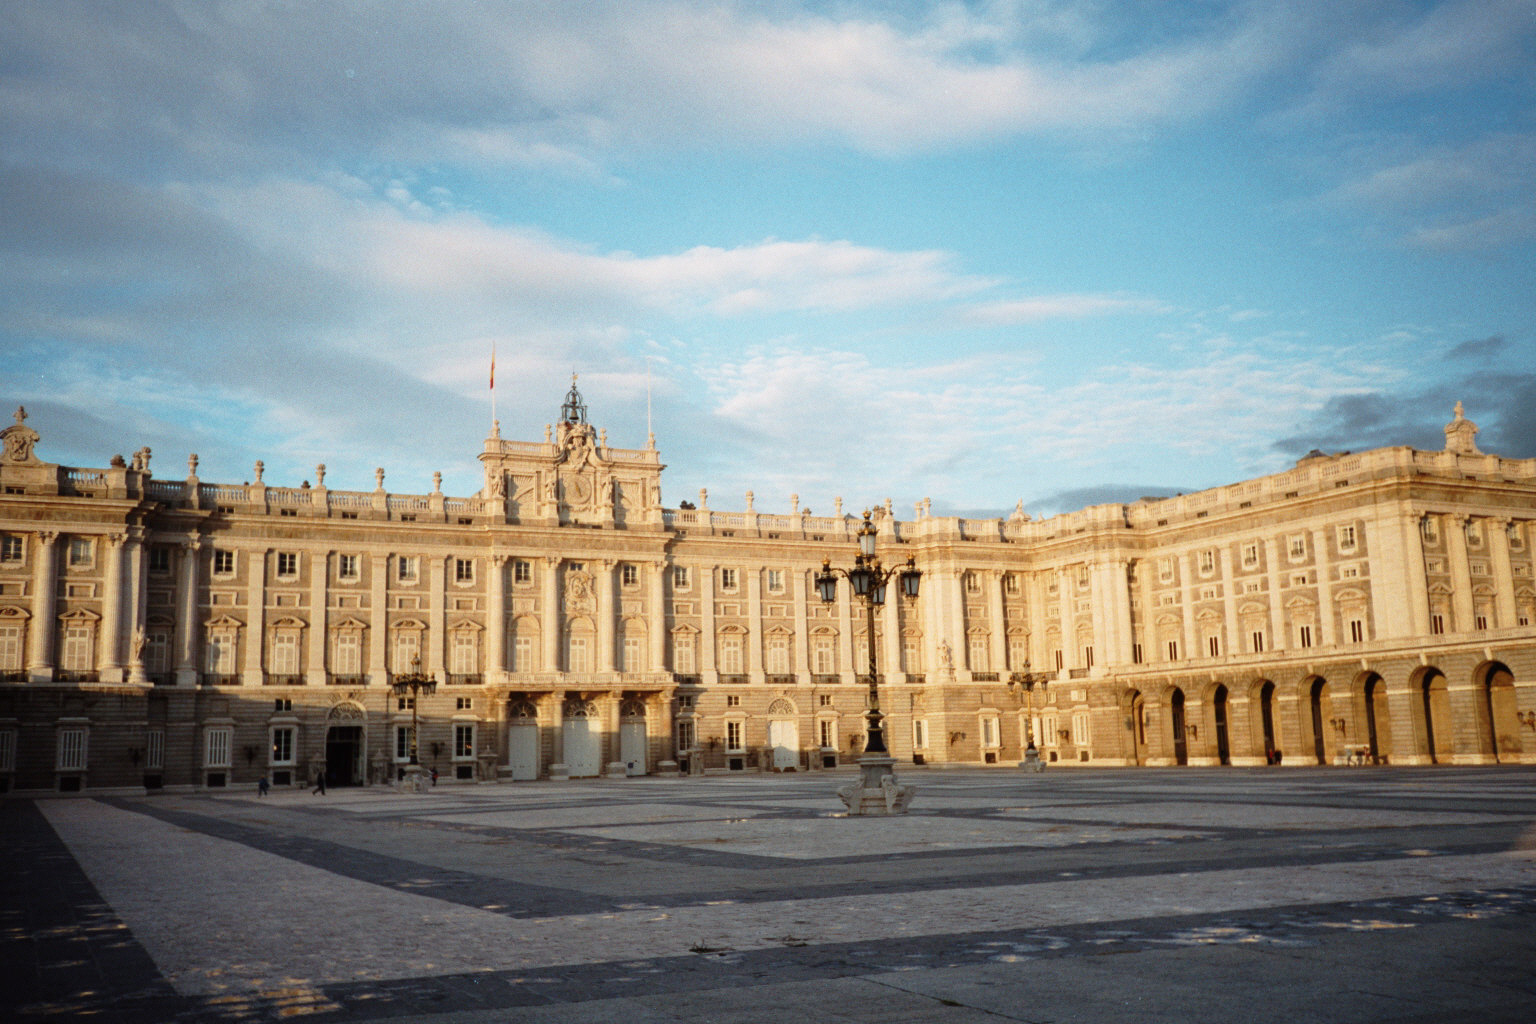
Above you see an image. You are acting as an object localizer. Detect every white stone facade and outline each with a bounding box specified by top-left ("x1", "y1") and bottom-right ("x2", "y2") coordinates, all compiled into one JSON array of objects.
[{"x1": 0, "y1": 395, "x2": 1532, "y2": 795}]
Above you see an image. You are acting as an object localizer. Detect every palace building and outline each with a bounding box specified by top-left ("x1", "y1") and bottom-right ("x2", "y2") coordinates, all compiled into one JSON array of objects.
[{"x1": 0, "y1": 384, "x2": 1533, "y2": 795}]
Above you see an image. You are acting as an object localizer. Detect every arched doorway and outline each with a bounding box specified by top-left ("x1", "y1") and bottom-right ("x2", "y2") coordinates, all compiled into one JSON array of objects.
[
  {"x1": 563, "y1": 698, "x2": 601, "y2": 777},
  {"x1": 619, "y1": 697, "x2": 649, "y2": 775},
  {"x1": 1307, "y1": 677, "x2": 1329, "y2": 764},
  {"x1": 1258, "y1": 681, "x2": 1277, "y2": 762},
  {"x1": 507, "y1": 699, "x2": 539, "y2": 781},
  {"x1": 766, "y1": 697, "x2": 799, "y2": 770},
  {"x1": 324, "y1": 701, "x2": 366, "y2": 787},
  {"x1": 1127, "y1": 689, "x2": 1147, "y2": 766},
  {"x1": 1170, "y1": 688, "x2": 1188, "y2": 766},
  {"x1": 1480, "y1": 662, "x2": 1521, "y2": 762},
  {"x1": 1213, "y1": 685, "x2": 1231, "y2": 766},
  {"x1": 1362, "y1": 673, "x2": 1387, "y2": 763},
  {"x1": 1420, "y1": 669, "x2": 1452, "y2": 763}
]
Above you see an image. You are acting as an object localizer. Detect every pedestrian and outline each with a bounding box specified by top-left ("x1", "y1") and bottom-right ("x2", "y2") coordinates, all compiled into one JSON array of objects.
[
  {"x1": 257, "y1": 775, "x2": 269, "y2": 797},
  {"x1": 430, "y1": 767, "x2": 438, "y2": 786},
  {"x1": 312, "y1": 770, "x2": 326, "y2": 795}
]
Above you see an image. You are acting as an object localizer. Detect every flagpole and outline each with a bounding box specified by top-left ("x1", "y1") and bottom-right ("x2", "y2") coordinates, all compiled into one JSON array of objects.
[{"x1": 490, "y1": 342, "x2": 497, "y2": 431}]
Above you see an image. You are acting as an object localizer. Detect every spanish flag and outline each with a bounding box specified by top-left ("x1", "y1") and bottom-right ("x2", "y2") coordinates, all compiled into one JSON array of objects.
[{"x1": 489, "y1": 344, "x2": 495, "y2": 390}]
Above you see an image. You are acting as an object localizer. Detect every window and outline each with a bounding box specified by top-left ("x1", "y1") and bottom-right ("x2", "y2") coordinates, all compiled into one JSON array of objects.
[
  {"x1": 148, "y1": 546, "x2": 171, "y2": 573},
  {"x1": 1197, "y1": 550, "x2": 1215, "y2": 576},
  {"x1": 726, "y1": 720, "x2": 744, "y2": 750},
  {"x1": 1475, "y1": 613, "x2": 1489, "y2": 630},
  {"x1": 813, "y1": 636, "x2": 835, "y2": 674},
  {"x1": 338, "y1": 554, "x2": 359, "y2": 581},
  {"x1": 1158, "y1": 558, "x2": 1175, "y2": 583},
  {"x1": 821, "y1": 719, "x2": 836, "y2": 747},
  {"x1": 1241, "y1": 543, "x2": 1259, "y2": 569},
  {"x1": 623, "y1": 636, "x2": 643, "y2": 673},
  {"x1": 0, "y1": 728, "x2": 14, "y2": 772},
  {"x1": 1297, "y1": 624, "x2": 1314, "y2": 648},
  {"x1": 1467, "y1": 520, "x2": 1483, "y2": 547},
  {"x1": 912, "y1": 719, "x2": 928, "y2": 750},
  {"x1": 276, "y1": 552, "x2": 298, "y2": 578},
  {"x1": 1053, "y1": 648, "x2": 1064, "y2": 671},
  {"x1": 455, "y1": 558, "x2": 474, "y2": 584},
  {"x1": 673, "y1": 566, "x2": 690, "y2": 589},
  {"x1": 1289, "y1": 535, "x2": 1307, "y2": 560},
  {"x1": 271, "y1": 727, "x2": 295, "y2": 765},
  {"x1": 0, "y1": 624, "x2": 22, "y2": 674},
  {"x1": 0, "y1": 534, "x2": 22, "y2": 563},
  {"x1": 204, "y1": 727, "x2": 232, "y2": 768},
  {"x1": 968, "y1": 635, "x2": 989, "y2": 672},
  {"x1": 274, "y1": 698, "x2": 293, "y2": 711},
  {"x1": 393, "y1": 630, "x2": 421, "y2": 673},
  {"x1": 567, "y1": 635, "x2": 589, "y2": 673},
  {"x1": 1337, "y1": 524, "x2": 1357, "y2": 553},
  {"x1": 981, "y1": 716, "x2": 1000, "y2": 748},
  {"x1": 767, "y1": 569, "x2": 784, "y2": 593},
  {"x1": 397, "y1": 556, "x2": 419, "y2": 583},
  {"x1": 513, "y1": 636, "x2": 534, "y2": 672},
  {"x1": 57, "y1": 728, "x2": 87, "y2": 770},
  {"x1": 1132, "y1": 641, "x2": 1144, "y2": 664},
  {"x1": 513, "y1": 559, "x2": 532, "y2": 584},
  {"x1": 726, "y1": 694, "x2": 741, "y2": 707},
  {"x1": 1166, "y1": 639, "x2": 1180, "y2": 661},
  {"x1": 1072, "y1": 712, "x2": 1090, "y2": 747},
  {"x1": 67, "y1": 537, "x2": 93, "y2": 567},
  {"x1": 672, "y1": 634, "x2": 695, "y2": 674},
  {"x1": 1004, "y1": 573, "x2": 1020, "y2": 595},
  {"x1": 454, "y1": 724, "x2": 475, "y2": 759},
  {"x1": 819, "y1": 694, "x2": 833, "y2": 706},
  {"x1": 1083, "y1": 645, "x2": 1094, "y2": 668},
  {"x1": 1341, "y1": 565, "x2": 1359, "y2": 579},
  {"x1": 145, "y1": 728, "x2": 164, "y2": 770},
  {"x1": 452, "y1": 633, "x2": 477, "y2": 674},
  {"x1": 720, "y1": 567, "x2": 738, "y2": 591},
  {"x1": 1349, "y1": 619, "x2": 1365, "y2": 643},
  {"x1": 1430, "y1": 612, "x2": 1445, "y2": 635},
  {"x1": 1422, "y1": 517, "x2": 1439, "y2": 542},
  {"x1": 677, "y1": 720, "x2": 695, "y2": 750},
  {"x1": 206, "y1": 630, "x2": 237, "y2": 674},
  {"x1": 394, "y1": 725, "x2": 414, "y2": 761},
  {"x1": 456, "y1": 696, "x2": 473, "y2": 710},
  {"x1": 965, "y1": 572, "x2": 981, "y2": 594},
  {"x1": 1251, "y1": 630, "x2": 1265, "y2": 653},
  {"x1": 1207, "y1": 635, "x2": 1220, "y2": 657},
  {"x1": 1008, "y1": 636, "x2": 1028, "y2": 672},
  {"x1": 621, "y1": 563, "x2": 639, "y2": 587},
  {"x1": 332, "y1": 632, "x2": 361, "y2": 676},
  {"x1": 766, "y1": 636, "x2": 789, "y2": 674},
  {"x1": 271, "y1": 631, "x2": 300, "y2": 675},
  {"x1": 60, "y1": 623, "x2": 93, "y2": 673},
  {"x1": 396, "y1": 696, "x2": 415, "y2": 711},
  {"x1": 213, "y1": 549, "x2": 235, "y2": 576},
  {"x1": 903, "y1": 636, "x2": 921, "y2": 673}
]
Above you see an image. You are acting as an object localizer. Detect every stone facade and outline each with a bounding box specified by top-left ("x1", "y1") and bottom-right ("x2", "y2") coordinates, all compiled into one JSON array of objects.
[{"x1": 1, "y1": 394, "x2": 1533, "y2": 795}]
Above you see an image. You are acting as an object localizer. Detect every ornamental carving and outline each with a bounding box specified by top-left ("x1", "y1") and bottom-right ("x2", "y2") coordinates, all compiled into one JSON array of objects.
[
  {"x1": 565, "y1": 569, "x2": 595, "y2": 615},
  {"x1": 1, "y1": 406, "x2": 41, "y2": 465},
  {"x1": 327, "y1": 700, "x2": 366, "y2": 720}
]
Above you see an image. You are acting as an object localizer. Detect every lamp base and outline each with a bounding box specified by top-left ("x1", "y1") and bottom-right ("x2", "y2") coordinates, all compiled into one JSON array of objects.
[
  {"x1": 400, "y1": 763, "x2": 430, "y2": 794},
  {"x1": 837, "y1": 756, "x2": 914, "y2": 816}
]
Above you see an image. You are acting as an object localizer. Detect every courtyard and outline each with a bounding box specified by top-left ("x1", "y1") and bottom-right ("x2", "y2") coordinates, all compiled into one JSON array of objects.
[{"x1": 4, "y1": 765, "x2": 1536, "y2": 1023}]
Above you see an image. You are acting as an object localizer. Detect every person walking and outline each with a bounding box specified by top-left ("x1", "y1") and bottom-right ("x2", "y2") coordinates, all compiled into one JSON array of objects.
[
  {"x1": 257, "y1": 775, "x2": 269, "y2": 797},
  {"x1": 312, "y1": 770, "x2": 326, "y2": 795}
]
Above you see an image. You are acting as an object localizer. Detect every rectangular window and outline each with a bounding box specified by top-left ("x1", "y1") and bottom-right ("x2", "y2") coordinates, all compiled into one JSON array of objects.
[
  {"x1": 1053, "y1": 648, "x2": 1063, "y2": 671},
  {"x1": 965, "y1": 572, "x2": 981, "y2": 594},
  {"x1": 338, "y1": 553, "x2": 359, "y2": 581},
  {"x1": 1207, "y1": 635, "x2": 1220, "y2": 657},
  {"x1": 513, "y1": 559, "x2": 532, "y2": 584},
  {"x1": 1251, "y1": 630, "x2": 1265, "y2": 653},
  {"x1": 0, "y1": 728, "x2": 14, "y2": 772},
  {"x1": 206, "y1": 631, "x2": 237, "y2": 674},
  {"x1": 1004, "y1": 573, "x2": 1020, "y2": 595},
  {"x1": 1083, "y1": 645, "x2": 1094, "y2": 668},
  {"x1": 0, "y1": 624, "x2": 22, "y2": 673},
  {"x1": 271, "y1": 632, "x2": 300, "y2": 675},
  {"x1": 204, "y1": 727, "x2": 231, "y2": 768},
  {"x1": 1166, "y1": 639, "x2": 1180, "y2": 661},
  {"x1": 677, "y1": 720, "x2": 695, "y2": 750},
  {"x1": 1298, "y1": 624, "x2": 1314, "y2": 648},
  {"x1": 1348, "y1": 619, "x2": 1365, "y2": 643},
  {"x1": 1337, "y1": 524, "x2": 1357, "y2": 553},
  {"x1": 1198, "y1": 550, "x2": 1215, "y2": 575},
  {"x1": 621, "y1": 563, "x2": 639, "y2": 587},
  {"x1": 454, "y1": 724, "x2": 475, "y2": 759},
  {"x1": 766, "y1": 636, "x2": 789, "y2": 674},
  {"x1": 766, "y1": 569, "x2": 784, "y2": 593},
  {"x1": 726, "y1": 721, "x2": 743, "y2": 750},
  {"x1": 1430, "y1": 612, "x2": 1445, "y2": 635},
  {"x1": 623, "y1": 636, "x2": 643, "y2": 673},
  {"x1": 455, "y1": 558, "x2": 474, "y2": 584},
  {"x1": 213, "y1": 549, "x2": 235, "y2": 575},
  {"x1": 903, "y1": 637, "x2": 921, "y2": 674},
  {"x1": 1072, "y1": 711, "x2": 1090, "y2": 747},
  {"x1": 981, "y1": 716, "x2": 1000, "y2": 748},
  {"x1": 1422, "y1": 517, "x2": 1439, "y2": 542},
  {"x1": 452, "y1": 633, "x2": 477, "y2": 674},
  {"x1": 68, "y1": 537, "x2": 93, "y2": 567},
  {"x1": 1008, "y1": 636, "x2": 1028, "y2": 671},
  {"x1": 145, "y1": 728, "x2": 164, "y2": 770},
  {"x1": 1475, "y1": 613, "x2": 1489, "y2": 630},
  {"x1": 0, "y1": 534, "x2": 22, "y2": 562},
  {"x1": 456, "y1": 696, "x2": 473, "y2": 710},
  {"x1": 271, "y1": 727, "x2": 295, "y2": 764},
  {"x1": 276, "y1": 551, "x2": 298, "y2": 578},
  {"x1": 726, "y1": 694, "x2": 741, "y2": 707},
  {"x1": 1289, "y1": 535, "x2": 1307, "y2": 560},
  {"x1": 912, "y1": 719, "x2": 928, "y2": 750},
  {"x1": 332, "y1": 632, "x2": 361, "y2": 675},
  {"x1": 673, "y1": 566, "x2": 689, "y2": 589},
  {"x1": 397, "y1": 556, "x2": 419, "y2": 583},
  {"x1": 60, "y1": 625, "x2": 93, "y2": 672},
  {"x1": 513, "y1": 636, "x2": 534, "y2": 672},
  {"x1": 57, "y1": 728, "x2": 87, "y2": 770},
  {"x1": 1241, "y1": 543, "x2": 1259, "y2": 570},
  {"x1": 1132, "y1": 642, "x2": 1143, "y2": 664},
  {"x1": 720, "y1": 636, "x2": 743, "y2": 673},
  {"x1": 1158, "y1": 558, "x2": 1175, "y2": 583},
  {"x1": 394, "y1": 631, "x2": 420, "y2": 673},
  {"x1": 813, "y1": 637, "x2": 835, "y2": 674},
  {"x1": 968, "y1": 635, "x2": 989, "y2": 672},
  {"x1": 395, "y1": 725, "x2": 414, "y2": 760},
  {"x1": 673, "y1": 635, "x2": 695, "y2": 674},
  {"x1": 720, "y1": 567, "x2": 738, "y2": 591},
  {"x1": 567, "y1": 636, "x2": 589, "y2": 673},
  {"x1": 147, "y1": 545, "x2": 171, "y2": 573},
  {"x1": 821, "y1": 719, "x2": 835, "y2": 747}
]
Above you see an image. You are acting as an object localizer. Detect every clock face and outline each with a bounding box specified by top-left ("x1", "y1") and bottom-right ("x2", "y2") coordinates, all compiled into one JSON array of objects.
[{"x1": 560, "y1": 468, "x2": 593, "y2": 507}]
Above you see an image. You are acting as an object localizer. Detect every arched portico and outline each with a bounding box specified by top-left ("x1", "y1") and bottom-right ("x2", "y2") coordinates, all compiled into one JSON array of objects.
[
  {"x1": 1357, "y1": 671, "x2": 1390, "y2": 763},
  {"x1": 1412, "y1": 666, "x2": 1454, "y2": 764},
  {"x1": 1475, "y1": 661, "x2": 1524, "y2": 763}
]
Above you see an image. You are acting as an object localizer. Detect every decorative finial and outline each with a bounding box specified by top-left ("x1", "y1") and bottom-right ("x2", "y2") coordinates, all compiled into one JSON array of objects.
[
  {"x1": 187, "y1": 453, "x2": 199, "y2": 476},
  {"x1": 375, "y1": 467, "x2": 386, "y2": 490},
  {"x1": 745, "y1": 489, "x2": 754, "y2": 511},
  {"x1": 253, "y1": 460, "x2": 264, "y2": 483},
  {"x1": 432, "y1": 471, "x2": 442, "y2": 493},
  {"x1": 13, "y1": 406, "x2": 25, "y2": 426},
  {"x1": 315, "y1": 464, "x2": 326, "y2": 486}
]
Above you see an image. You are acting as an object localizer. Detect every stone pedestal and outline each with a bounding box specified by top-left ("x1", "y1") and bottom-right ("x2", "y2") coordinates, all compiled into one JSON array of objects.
[
  {"x1": 605, "y1": 761, "x2": 628, "y2": 778},
  {"x1": 400, "y1": 763, "x2": 430, "y2": 794},
  {"x1": 837, "y1": 756, "x2": 914, "y2": 816},
  {"x1": 549, "y1": 762, "x2": 570, "y2": 781}
]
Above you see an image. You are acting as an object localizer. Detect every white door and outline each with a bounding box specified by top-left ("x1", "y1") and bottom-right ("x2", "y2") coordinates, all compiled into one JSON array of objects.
[
  {"x1": 620, "y1": 721, "x2": 647, "y2": 775},
  {"x1": 564, "y1": 715, "x2": 600, "y2": 777},
  {"x1": 508, "y1": 723, "x2": 539, "y2": 781},
  {"x1": 768, "y1": 719, "x2": 799, "y2": 770}
]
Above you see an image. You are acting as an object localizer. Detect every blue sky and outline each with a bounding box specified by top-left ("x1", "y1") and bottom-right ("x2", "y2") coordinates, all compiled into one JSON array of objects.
[{"x1": 3, "y1": 1, "x2": 1534, "y2": 518}]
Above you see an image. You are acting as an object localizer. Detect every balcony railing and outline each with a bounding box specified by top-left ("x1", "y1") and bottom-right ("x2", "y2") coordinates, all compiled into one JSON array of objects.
[
  {"x1": 55, "y1": 670, "x2": 100, "y2": 683},
  {"x1": 765, "y1": 674, "x2": 796, "y2": 685},
  {"x1": 201, "y1": 673, "x2": 240, "y2": 687},
  {"x1": 973, "y1": 672, "x2": 999, "y2": 682},
  {"x1": 718, "y1": 674, "x2": 748, "y2": 685},
  {"x1": 328, "y1": 674, "x2": 367, "y2": 687},
  {"x1": 446, "y1": 673, "x2": 483, "y2": 686},
  {"x1": 265, "y1": 674, "x2": 305, "y2": 687}
]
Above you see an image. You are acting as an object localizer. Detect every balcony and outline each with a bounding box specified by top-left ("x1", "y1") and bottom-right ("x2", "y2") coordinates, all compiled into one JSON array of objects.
[
  {"x1": 328, "y1": 674, "x2": 367, "y2": 687},
  {"x1": 765, "y1": 674, "x2": 796, "y2": 685},
  {"x1": 973, "y1": 672, "x2": 999, "y2": 682},
  {"x1": 265, "y1": 675, "x2": 305, "y2": 687},
  {"x1": 718, "y1": 674, "x2": 748, "y2": 685},
  {"x1": 55, "y1": 670, "x2": 100, "y2": 683},
  {"x1": 446, "y1": 673, "x2": 484, "y2": 686},
  {"x1": 201, "y1": 673, "x2": 239, "y2": 687}
]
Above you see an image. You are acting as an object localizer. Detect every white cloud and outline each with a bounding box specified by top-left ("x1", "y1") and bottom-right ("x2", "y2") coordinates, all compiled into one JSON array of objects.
[{"x1": 963, "y1": 293, "x2": 1167, "y2": 324}]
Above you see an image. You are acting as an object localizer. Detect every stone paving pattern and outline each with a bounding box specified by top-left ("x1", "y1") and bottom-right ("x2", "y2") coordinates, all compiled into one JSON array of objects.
[{"x1": 4, "y1": 766, "x2": 1535, "y2": 1023}]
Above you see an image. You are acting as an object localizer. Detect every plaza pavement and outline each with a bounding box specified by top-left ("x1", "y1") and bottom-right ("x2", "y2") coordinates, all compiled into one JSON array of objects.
[{"x1": 4, "y1": 765, "x2": 1536, "y2": 1023}]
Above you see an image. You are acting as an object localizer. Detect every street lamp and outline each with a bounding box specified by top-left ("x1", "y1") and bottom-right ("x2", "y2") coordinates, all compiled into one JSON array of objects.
[
  {"x1": 814, "y1": 510, "x2": 921, "y2": 814},
  {"x1": 391, "y1": 657, "x2": 437, "y2": 792}
]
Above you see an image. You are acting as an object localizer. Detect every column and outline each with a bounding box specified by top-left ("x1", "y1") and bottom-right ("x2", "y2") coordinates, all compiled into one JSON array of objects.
[
  {"x1": 1218, "y1": 546, "x2": 1239, "y2": 657},
  {"x1": 1488, "y1": 517, "x2": 1517, "y2": 627},
  {"x1": 1136, "y1": 559, "x2": 1157, "y2": 664},
  {"x1": 243, "y1": 548, "x2": 266, "y2": 685},
  {"x1": 1402, "y1": 511, "x2": 1432, "y2": 636},
  {"x1": 428, "y1": 555, "x2": 447, "y2": 675},
  {"x1": 1310, "y1": 528, "x2": 1335, "y2": 647},
  {"x1": 1026, "y1": 570, "x2": 1049, "y2": 670},
  {"x1": 28, "y1": 531, "x2": 58, "y2": 680},
  {"x1": 369, "y1": 553, "x2": 388, "y2": 685},
  {"x1": 699, "y1": 564, "x2": 716, "y2": 677},
  {"x1": 173, "y1": 538, "x2": 201, "y2": 685},
  {"x1": 746, "y1": 567, "x2": 764, "y2": 679},
  {"x1": 882, "y1": 589, "x2": 902, "y2": 683},
  {"x1": 987, "y1": 570, "x2": 1007, "y2": 673},
  {"x1": 597, "y1": 559, "x2": 616, "y2": 674},
  {"x1": 1180, "y1": 552, "x2": 1199, "y2": 661},
  {"x1": 1264, "y1": 538, "x2": 1286, "y2": 652},
  {"x1": 1445, "y1": 514, "x2": 1475, "y2": 631},
  {"x1": 99, "y1": 532, "x2": 126, "y2": 679},
  {"x1": 836, "y1": 573, "x2": 854, "y2": 680},
  {"x1": 307, "y1": 551, "x2": 328, "y2": 686},
  {"x1": 648, "y1": 561, "x2": 667, "y2": 673},
  {"x1": 1057, "y1": 568, "x2": 1075, "y2": 673},
  {"x1": 126, "y1": 528, "x2": 149, "y2": 684},
  {"x1": 1111, "y1": 560, "x2": 1134, "y2": 666},
  {"x1": 542, "y1": 556, "x2": 561, "y2": 672},
  {"x1": 950, "y1": 567, "x2": 968, "y2": 673},
  {"x1": 486, "y1": 555, "x2": 507, "y2": 681},
  {"x1": 792, "y1": 568, "x2": 811, "y2": 678}
]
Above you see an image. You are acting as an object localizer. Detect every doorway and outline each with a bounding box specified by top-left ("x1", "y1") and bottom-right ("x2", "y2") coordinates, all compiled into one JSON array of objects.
[
  {"x1": 1213, "y1": 685, "x2": 1230, "y2": 766},
  {"x1": 1170, "y1": 689, "x2": 1188, "y2": 766},
  {"x1": 325, "y1": 726, "x2": 363, "y2": 787},
  {"x1": 1309, "y1": 678, "x2": 1328, "y2": 764}
]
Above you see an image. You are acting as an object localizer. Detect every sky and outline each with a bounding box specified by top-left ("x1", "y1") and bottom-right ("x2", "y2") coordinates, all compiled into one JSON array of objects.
[{"x1": 3, "y1": 1, "x2": 1534, "y2": 519}]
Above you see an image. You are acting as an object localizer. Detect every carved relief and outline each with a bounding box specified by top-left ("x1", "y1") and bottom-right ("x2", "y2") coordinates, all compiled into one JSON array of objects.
[
  {"x1": 1, "y1": 406, "x2": 41, "y2": 465},
  {"x1": 564, "y1": 569, "x2": 596, "y2": 615}
]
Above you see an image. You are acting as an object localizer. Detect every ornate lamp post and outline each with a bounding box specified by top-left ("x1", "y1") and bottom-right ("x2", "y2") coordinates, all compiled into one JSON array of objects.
[
  {"x1": 391, "y1": 657, "x2": 437, "y2": 792},
  {"x1": 815, "y1": 510, "x2": 921, "y2": 815},
  {"x1": 1010, "y1": 664, "x2": 1048, "y2": 771}
]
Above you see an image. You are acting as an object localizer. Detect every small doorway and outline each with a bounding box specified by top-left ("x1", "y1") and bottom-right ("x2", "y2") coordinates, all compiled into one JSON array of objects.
[
  {"x1": 619, "y1": 698, "x2": 649, "y2": 776},
  {"x1": 1309, "y1": 678, "x2": 1328, "y2": 764},
  {"x1": 1170, "y1": 689, "x2": 1188, "y2": 766},
  {"x1": 1128, "y1": 690, "x2": 1147, "y2": 766},
  {"x1": 767, "y1": 718, "x2": 799, "y2": 770},
  {"x1": 1421, "y1": 670, "x2": 1452, "y2": 763},
  {"x1": 1213, "y1": 685, "x2": 1230, "y2": 766},
  {"x1": 1363, "y1": 673, "x2": 1386, "y2": 762},
  {"x1": 325, "y1": 726, "x2": 363, "y2": 787},
  {"x1": 1259, "y1": 681, "x2": 1277, "y2": 759},
  {"x1": 508, "y1": 700, "x2": 539, "y2": 781},
  {"x1": 563, "y1": 699, "x2": 601, "y2": 777}
]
